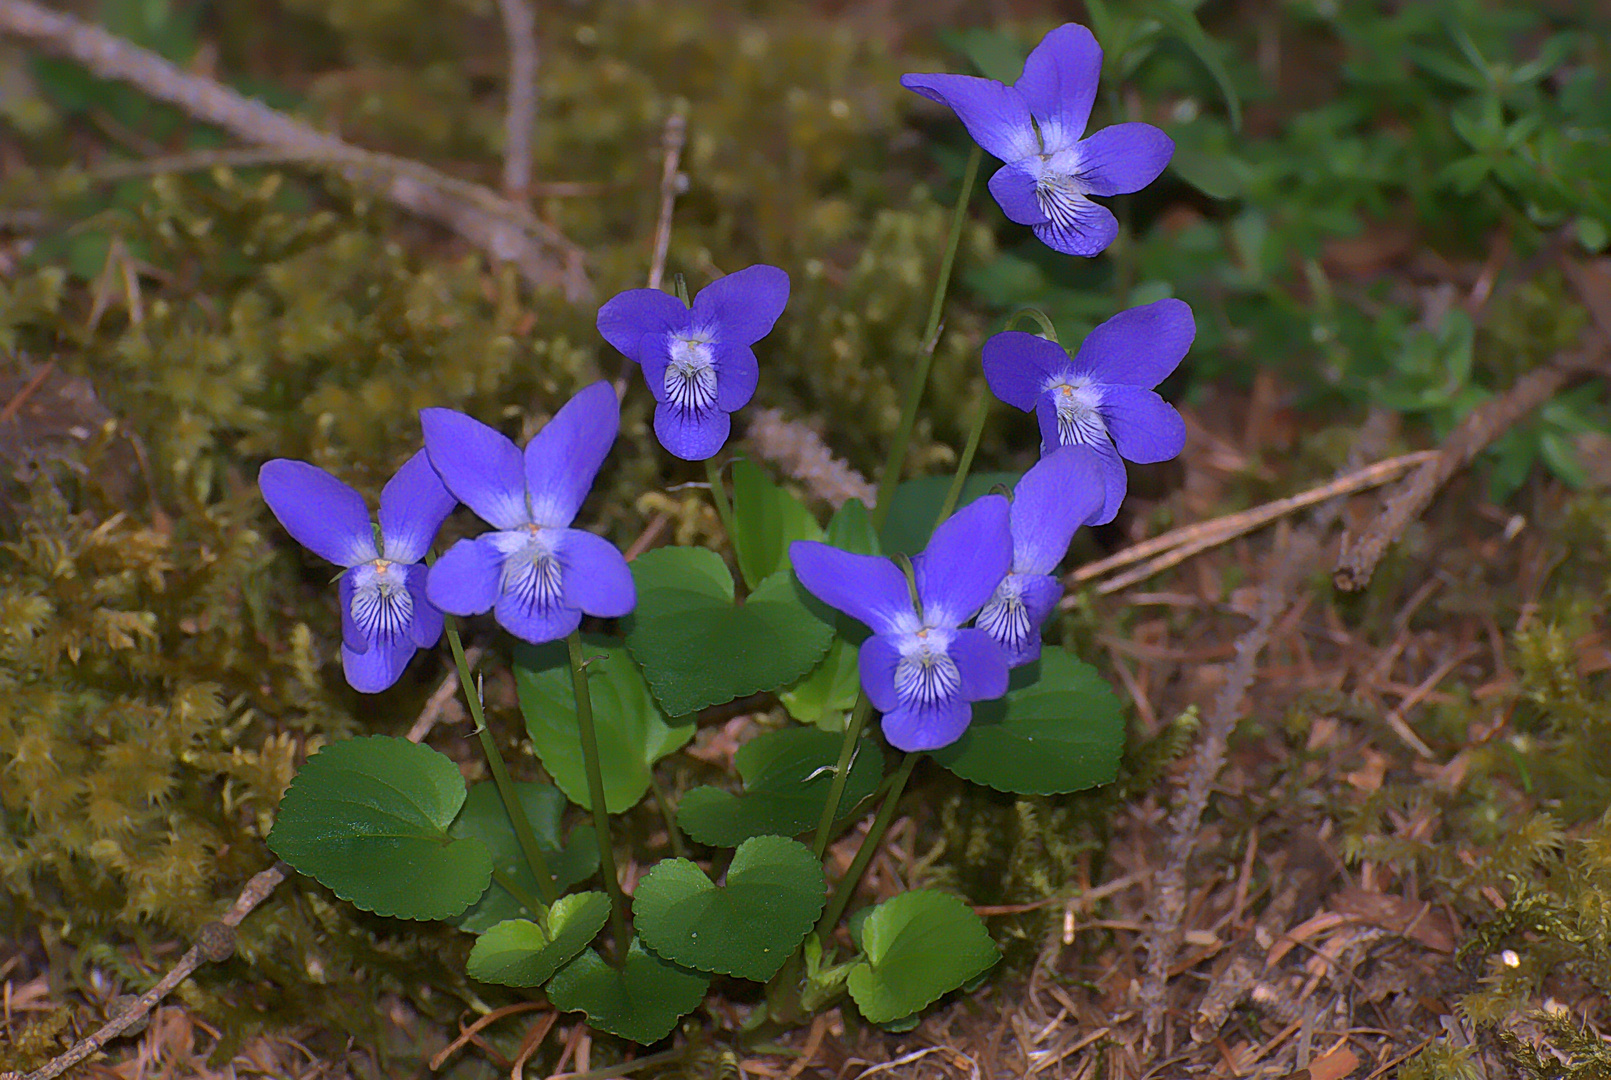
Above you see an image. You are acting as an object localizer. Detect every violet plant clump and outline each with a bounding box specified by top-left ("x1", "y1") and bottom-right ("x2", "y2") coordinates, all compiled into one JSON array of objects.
[{"x1": 258, "y1": 18, "x2": 1191, "y2": 1052}]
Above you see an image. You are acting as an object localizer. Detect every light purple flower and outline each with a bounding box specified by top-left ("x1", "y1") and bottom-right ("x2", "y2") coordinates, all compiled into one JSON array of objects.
[
  {"x1": 983, "y1": 298, "x2": 1194, "y2": 524},
  {"x1": 259, "y1": 450, "x2": 456, "y2": 693},
  {"x1": 596, "y1": 265, "x2": 790, "y2": 461},
  {"x1": 976, "y1": 446, "x2": 1105, "y2": 667},
  {"x1": 790, "y1": 496, "x2": 1012, "y2": 752},
  {"x1": 901, "y1": 23, "x2": 1174, "y2": 256},
  {"x1": 422, "y1": 381, "x2": 635, "y2": 644}
]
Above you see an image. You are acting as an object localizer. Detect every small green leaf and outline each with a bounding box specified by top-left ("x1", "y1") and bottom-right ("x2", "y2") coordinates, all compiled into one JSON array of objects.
[
  {"x1": 626, "y1": 548, "x2": 834, "y2": 717},
  {"x1": 635, "y1": 836, "x2": 825, "y2": 981},
  {"x1": 732, "y1": 459, "x2": 822, "y2": 586},
  {"x1": 781, "y1": 637, "x2": 861, "y2": 731},
  {"x1": 448, "y1": 781, "x2": 600, "y2": 933},
  {"x1": 879, "y1": 474, "x2": 1018, "y2": 557},
  {"x1": 515, "y1": 636, "x2": 693, "y2": 814},
  {"x1": 825, "y1": 498, "x2": 881, "y2": 556},
  {"x1": 1147, "y1": 0, "x2": 1242, "y2": 132},
  {"x1": 547, "y1": 938, "x2": 710, "y2": 1045},
  {"x1": 931, "y1": 648, "x2": 1124, "y2": 795},
  {"x1": 677, "y1": 727, "x2": 884, "y2": 848},
  {"x1": 936, "y1": 27, "x2": 1030, "y2": 84},
  {"x1": 846, "y1": 890, "x2": 999, "y2": 1024},
  {"x1": 466, "y1": 892, "x2": 612, "y2": 987},
  {"x1": 267, "y1": 736, "x2": 491, "y2": 921}
]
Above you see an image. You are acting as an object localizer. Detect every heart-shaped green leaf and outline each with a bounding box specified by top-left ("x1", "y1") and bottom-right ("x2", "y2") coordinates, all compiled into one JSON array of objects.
[
  {"x1": 634, "y1": 836, "x2": 825, "y2": 981},
  {"x1": 780, "y1": 637, "x2": 861, "y2": 732},
  {"x1": 515, "y1": 636, "x2": 694, "y2": 813},
  {"x1": 732, "y1": 459, "x2": 822, "y2": 586},
  {"x1": 878, "y1": 473, "x2": 1019, "y2": 556},
  {"x1": 930, "y1": 647, "x2": 1124, "y2": 795},
  {"x1": 465, "y1": 892, "x2": 612, "y2": 987},
  {"x1": 447, "y1": 781, "x2": 600, "y2": 933},
  {"x1": 267, "y1": 736, "x2": 491, "y2": 920},
  {"x1": 547, "y1": 938, "x2": 710, "y2": 1045},
  {"x1": 625, "y1": 548, "x2": 834, "y2": 718},
  {"x1": 676, "y1": 727, "x2": 884, "y2": 848},
  {"x1": 845, "y1": 890, "x2": 999, "y2": 1024},
  {"x1": 825, "y1": 497, "x2": 881, "y2": 556}
]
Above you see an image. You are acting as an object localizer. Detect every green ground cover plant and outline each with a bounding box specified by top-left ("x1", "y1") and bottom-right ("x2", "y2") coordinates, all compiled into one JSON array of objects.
[{"x1": 1, "y1": 1, "x2": 1609, "y2": 1077}]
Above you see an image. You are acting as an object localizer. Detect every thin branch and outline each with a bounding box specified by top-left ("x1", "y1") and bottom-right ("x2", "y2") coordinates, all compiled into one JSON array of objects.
[
  {"x1": 0, "y1": 0, "x2": 589, "y2": 300},
  {"x1": 646, "y1": 111, "x2": 686, "y2": 292},
  {"x1": 8, "y1": 865, "x2": 286, "y2": 1080},
  {"x1": 495, "y1": 0, "x2": 539, "y2": 199},
  {"x1": 1064, "y1": 450, "x2": 1438, "y2": 599},
  {"x1": 7, "y1": 707, "x2": 451, "y2": 1079},
  {"x1": 1333, "y1": 340, "x2": 1609, "y2": 591}
]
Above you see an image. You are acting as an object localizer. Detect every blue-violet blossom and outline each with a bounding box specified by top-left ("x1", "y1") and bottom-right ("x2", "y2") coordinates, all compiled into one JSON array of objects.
[
  {"x1": 259, "y1": 449, "x2": 456, "y2": 693},
  {"x1": 977, "y1": 446, "x2": 1105, "y2": 667},
  {"x1": 422, "y1": 380, "x2": 635, "y2": 644},
  {"x1": 790, "y1": 496, "x2": 1012, "y2": 752},
  {"x1": 596, "y1": 264, "x2": 790, "y2": 461},
  {"x1": 982, "y1": 297, "x2": 1194, "y2": 524},
  {"x1": 901, "y1": 23, "x2": 1173, "y2": 257}
]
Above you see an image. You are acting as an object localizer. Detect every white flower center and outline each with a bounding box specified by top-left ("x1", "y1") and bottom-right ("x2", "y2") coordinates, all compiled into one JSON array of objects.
[
  {"x1": 1046, "y1": 379, "x2": 1106, "y2": 447},
  {"x1": 664, "y1": 335, "x2": 718, "y2": 415},
  {"x1": 350, "y1": 559, "x2": 414, "y2": 642},
  {"x1": 894, "y1": 626, "x2": 961, "y2": 706},
  {"x1": 492, "y1": 526, "x2": 564, "y2": 612},
  {"x1": 976, "y1": 575, "x2": 1032, "y2": 654}
]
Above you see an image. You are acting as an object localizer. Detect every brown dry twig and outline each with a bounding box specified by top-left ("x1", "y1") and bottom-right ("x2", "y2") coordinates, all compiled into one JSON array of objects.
[
  {"x1": 1065, "y1": 449, "x2": 1437, "y2": 600},
  {"x1": 0, "y1": 0, "x2": 588, "y2": 299},
  {"x1": 4, "y1": 864, "x2": 286, "y2": 1080},
  {"x1": 494, "y1": 0, "x2": 539, "y2": 200},
  {"x1": 647, "y1": 111, "x2": 687, "y2": 294},
  {"x1": 1138, "y1": 525, "x2": 1320, "y2": 1044},
  {"x1": 1334, "y1": 338, "x2": 1609, "y2": 591},
  {"x1": 7, "y1": 695, "x2": 461, "y2": 1079}
]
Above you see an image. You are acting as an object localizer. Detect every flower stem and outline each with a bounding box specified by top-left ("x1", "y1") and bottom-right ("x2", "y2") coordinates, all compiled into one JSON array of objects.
[
  {"x1": 489, "y1": 865, "x2": 547, "y2": 920},
  {"x1": 870, "y1": 144, "x2": 982, "y2": 532},
  {"x1": 567, "y1": 630, "x2": 633, "y2": 962},
  {"x1": 445, "y1": 618, "x2": 558, "y2": 906},
  {"x1": 809, "y1": 693, "x2": 872, "y2": 860},
  {"x1": 935, "y1": 392, "x2": 990, "y2": 525},
  {"x1": 646, "y1": 769, "x2": 688, "y2": 860},
  {"x1": 704, "y1": 456, "x2": 751, "y2": 591},
  {"x1": 817, "y1": 752, "x2": 919, "y2": 936}
]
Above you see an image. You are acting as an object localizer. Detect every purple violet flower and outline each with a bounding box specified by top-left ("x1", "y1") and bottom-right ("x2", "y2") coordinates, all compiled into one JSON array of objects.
[
  {"x1": 983, "y1": 297, "x2": 1194, "y2": 524},
  {"x1": 259, "y1": 450, "x2": 456, "y2": 693},
  {"x1": 901, "y1": 23, "x2": 1174, "y2": 257},
  {"x1": 596, "y1": 265, "x2": 790, "y2": 461},
  {"x1": 977, "y1": 446, "x2": 1105, "y2": 667},
  {"x1": 422, "y1": 381, "x2": 635, "y2": 644},
  {"x1": 790, "y1": 496, "x2": 1013, "y2": 752}
]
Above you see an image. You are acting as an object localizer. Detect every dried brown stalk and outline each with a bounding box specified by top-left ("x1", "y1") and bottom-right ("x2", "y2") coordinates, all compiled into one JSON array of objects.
[
  {"x1": 495, "y1": 0, "x2": 539, "y2": 199},
  {"x1": 1138, "y1": 526, "x2": 1319, "y2": 1043},
  {"x1": 1065, "y1": 450, "x2": 1438, "y2": 599},
  {"x1": 647, "y1": 111, "x2": 687, "y2": 293},
  {"x1": 1334, "y1": 340, "x2": 1609, "y2": 591},
  {"x1": 745, "y1": 408, "x2": 877, "y2": 509},
  {"x1": 0, "y1": 0, "x2": 589, "y2": 300}
]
